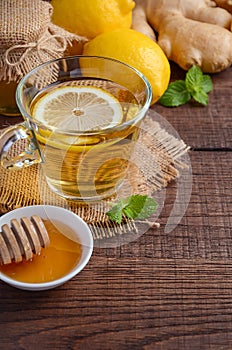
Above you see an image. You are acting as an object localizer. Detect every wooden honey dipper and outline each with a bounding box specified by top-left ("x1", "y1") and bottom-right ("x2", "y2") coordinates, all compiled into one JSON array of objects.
[{"x1": 0, "y1": 215, "x2": 50, "y2": 265}]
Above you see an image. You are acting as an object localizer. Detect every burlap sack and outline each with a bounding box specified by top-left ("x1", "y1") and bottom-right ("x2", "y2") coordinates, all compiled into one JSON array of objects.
[{"x1": 0, "y1": 0, "x2": 87, "y2": 83}]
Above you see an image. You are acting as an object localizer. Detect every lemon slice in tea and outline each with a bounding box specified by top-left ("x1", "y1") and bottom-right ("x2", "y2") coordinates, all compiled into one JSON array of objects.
[{"x1": 31, "y1": 86, "x2": 123, "y2": 132}]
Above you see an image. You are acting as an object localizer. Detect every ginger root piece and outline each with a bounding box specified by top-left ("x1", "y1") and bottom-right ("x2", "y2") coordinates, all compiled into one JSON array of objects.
[
  {"x1": 158, "y1": 14, "x2": 232, "y2": 73},
  {"x1": 132, "y1": 0, "x2": 232, "y2": 72},
  {"x1": 131, "y1": 3, "x2": 156, "y2": 41},
  {"x1": 143, "y1": 0, "x2": 232, "y2": 29}
]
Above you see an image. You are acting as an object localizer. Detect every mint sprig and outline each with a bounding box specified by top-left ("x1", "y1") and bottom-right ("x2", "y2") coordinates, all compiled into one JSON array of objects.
[
  {"x1": 106, "y1": 194, "x2": 158, "y2": 224},
  {"x1": 159, "y1": 65, "x2": 213, "y2": 107},
  {"x1": 159, "y1": 80, "x2": 191, "y2": 107}
]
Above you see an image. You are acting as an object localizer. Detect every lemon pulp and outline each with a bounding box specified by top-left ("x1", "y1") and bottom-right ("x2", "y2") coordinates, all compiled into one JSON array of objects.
[{"x1": 32, "y1": 86, "x2": 123, "y2": 132}]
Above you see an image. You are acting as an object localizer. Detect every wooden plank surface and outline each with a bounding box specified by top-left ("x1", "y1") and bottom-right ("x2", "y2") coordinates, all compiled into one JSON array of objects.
[
  {"x1": 0, "y1": 63, "x2": 232, "y2": 349},
  {"x1": 1, "y1": 258, "x2": 232, "y2": 350},
  {"x1": 155, "y1": 65, "x2": 232, "y2": 150}
]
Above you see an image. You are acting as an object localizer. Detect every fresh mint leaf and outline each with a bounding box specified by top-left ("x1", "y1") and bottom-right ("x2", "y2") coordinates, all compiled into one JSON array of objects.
[
  {"x1": 106, "y1": 194, "x2": 158, "y2": 224},
  {"x1": 192, "y1": 89, "x2": 209, "y2": 105},
  {"x1": 135, "y1": 196, "x2": 158, "y2": 220},
  {"x1": 106, "y1": 199, "x2": 124, "y2": 224},
  {"x1": 159, "y1": 80, "x2": 191, "y2": 107},
  {"x1": 201, "y1": 75, "x2": 213, "y2": 94},
  {"x1": 159, "y1": 65, "x2": 213, "y2": 107},
  {"x1": 185, "y1": 65, "x2": 203, "y2": 94},
  {"x1": 123, "y1": 194, "x2": 148, "y2": 219}
]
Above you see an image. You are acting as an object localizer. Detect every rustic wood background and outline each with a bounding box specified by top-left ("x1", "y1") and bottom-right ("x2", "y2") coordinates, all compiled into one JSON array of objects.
[{"x1": 0, "y1": 63, "x2": 232, "y2": 349}]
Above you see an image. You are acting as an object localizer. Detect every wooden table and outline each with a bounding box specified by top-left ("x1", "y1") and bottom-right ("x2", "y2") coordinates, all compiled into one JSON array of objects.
[{"x1": 0, "y1": 63, "x2": 232, "y2": 350}]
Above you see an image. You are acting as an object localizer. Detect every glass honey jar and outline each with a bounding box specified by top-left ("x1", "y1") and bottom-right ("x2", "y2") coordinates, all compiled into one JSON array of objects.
[{"x1": 0, "y1": 81, "x2": 20, "y2": 116}]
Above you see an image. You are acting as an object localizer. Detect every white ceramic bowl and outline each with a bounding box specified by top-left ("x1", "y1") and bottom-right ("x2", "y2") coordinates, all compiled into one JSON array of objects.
[{"x1": 0, "y1": 205, "x2": 93, "y2": 291}]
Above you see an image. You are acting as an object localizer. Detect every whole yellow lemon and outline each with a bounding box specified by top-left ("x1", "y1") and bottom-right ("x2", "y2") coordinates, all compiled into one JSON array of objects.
[
  {"x1": 51, "y1": 0, "x2": 135, "y2": 39},
  {"x1": 83, "y1": 29, "x2": 171, "y2": 104}
]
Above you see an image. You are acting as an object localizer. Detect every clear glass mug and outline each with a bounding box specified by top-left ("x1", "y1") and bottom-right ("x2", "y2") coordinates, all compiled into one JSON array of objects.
[{"x1": 0, "y1": 56, "x2": 152, "y2": 201}]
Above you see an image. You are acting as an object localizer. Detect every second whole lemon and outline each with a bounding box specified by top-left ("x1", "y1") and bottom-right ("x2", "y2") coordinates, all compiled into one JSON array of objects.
[
  {"x1": 83, "y1": 29, "x2": 170, "y2": 105},
  {"x1": 51, "y1": 0, "x2": 135, "y2": 39}
]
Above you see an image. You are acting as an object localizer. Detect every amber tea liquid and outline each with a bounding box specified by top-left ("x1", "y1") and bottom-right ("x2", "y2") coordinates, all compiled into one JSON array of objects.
[{"x1": 30, "y1": 79, "x2": 141, "y2": 200}]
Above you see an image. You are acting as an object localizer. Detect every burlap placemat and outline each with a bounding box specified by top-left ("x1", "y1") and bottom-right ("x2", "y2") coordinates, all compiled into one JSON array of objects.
[{"x1": 0, "y1": 112, "x2": 190, "y2": 242}]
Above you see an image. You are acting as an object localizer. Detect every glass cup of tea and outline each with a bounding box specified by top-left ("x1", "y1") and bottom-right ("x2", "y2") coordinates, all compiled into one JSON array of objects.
[{"x1": 0, "y1": 56, "x2": 152, "y2": 201}]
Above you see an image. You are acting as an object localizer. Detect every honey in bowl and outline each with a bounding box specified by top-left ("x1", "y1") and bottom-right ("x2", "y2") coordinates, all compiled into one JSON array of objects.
[{"x1": 0, "y1": 219, "x2": 82, "y2": 283}]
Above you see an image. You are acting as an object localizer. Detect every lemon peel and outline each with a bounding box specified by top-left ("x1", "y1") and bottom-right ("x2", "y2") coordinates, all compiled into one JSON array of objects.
[
  {"x1": 51, "y1": 0, "x2": 135, "y2": 39},
  {"x1": 83, "y1": 29, "x2": 170, "y2": 104}
]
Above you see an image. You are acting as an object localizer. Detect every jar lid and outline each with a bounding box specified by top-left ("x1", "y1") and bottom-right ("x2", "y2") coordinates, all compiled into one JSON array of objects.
[
  {"x1": 0, "y1": 0, "x2": 87, "y2": 82},
  {"x1": 1, "y1": 0, "x2": 52, "y2": 49}
]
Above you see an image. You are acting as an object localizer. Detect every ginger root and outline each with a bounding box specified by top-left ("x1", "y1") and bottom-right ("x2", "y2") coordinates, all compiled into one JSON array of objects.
[
  {"x1": 132, "y1": 4, "x2": 156, "y2": 41},
  {"x1": 132, "y1": 0, "x2": 232, "y2": 73}
]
